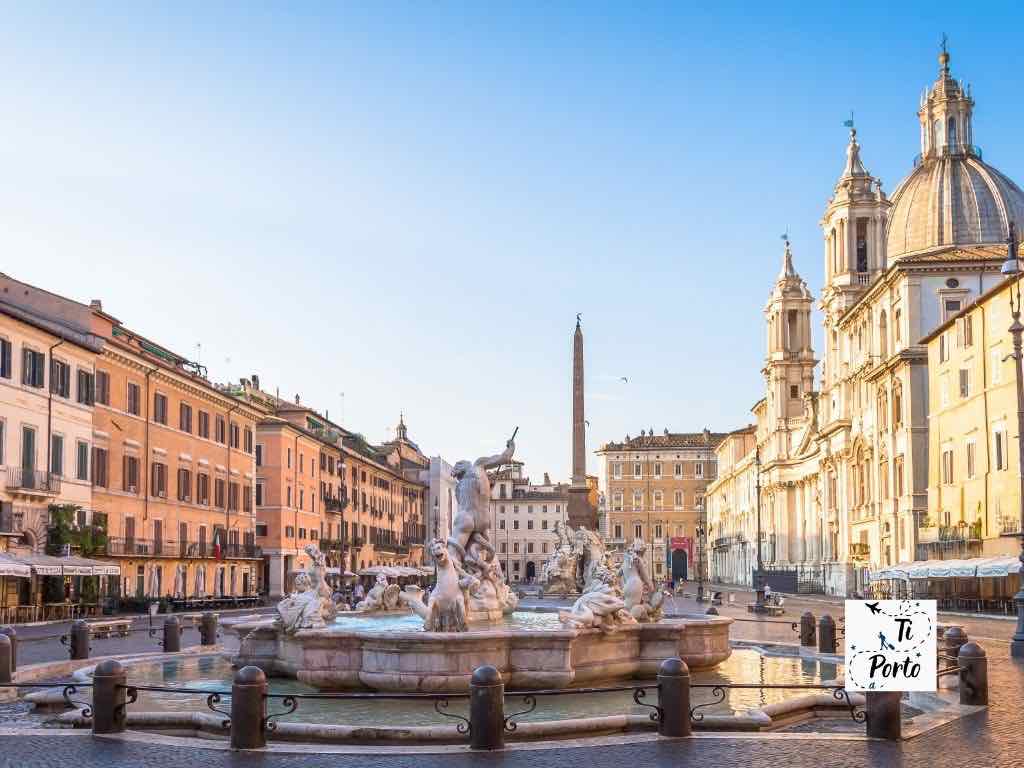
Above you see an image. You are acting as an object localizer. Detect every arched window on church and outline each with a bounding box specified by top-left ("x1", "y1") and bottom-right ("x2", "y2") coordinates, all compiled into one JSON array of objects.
[
  {"x1": 879, "y1": 310, "x2": 888, "y2": 358},
  {"x1": 947, "y1": 116, "x2": 958, "y2": 149},
  {"x1": 892, "y1": 380, "x2": 904, "y2": 428}
]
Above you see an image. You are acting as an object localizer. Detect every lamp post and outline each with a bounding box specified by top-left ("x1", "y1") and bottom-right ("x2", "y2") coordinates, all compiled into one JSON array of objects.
[
  {"x1": 696, "y1": 501, "x2": 706, "y2": 603},
  {"x1": 754, "y1": 446, "x2": 766, "y2": 612},
  {"x1": 999, "y1": 222, "x2": 1024, "y2": 658}
]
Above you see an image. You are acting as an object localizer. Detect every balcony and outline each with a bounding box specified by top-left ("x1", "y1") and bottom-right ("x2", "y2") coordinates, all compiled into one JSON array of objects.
[
  {"x1": 104, "y1": 538, "x2": 262, "y2": 559},
  {"x1": 6, "y1": 468, "x2": 61, "y2": 496},
  {"x1": 1001, "y1": 517, "x2": 1022, "y2": 536},
  {"x1": 849, "y1": 542, "x2": 870, "y2": 561},
  {"x1": 323, "y1": 497, "x2": 345, "y2": 513},
  {"x1": 373, "y1": 540, "x2": 399, "y2": 554}
]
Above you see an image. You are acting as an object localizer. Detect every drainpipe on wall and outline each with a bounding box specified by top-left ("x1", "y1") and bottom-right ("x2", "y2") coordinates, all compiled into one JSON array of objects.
[
  {"x1": 45, "y1": 340, "x2": 65, "y2": 495},
  {"x1": 143, "y1": 366, "x2": 157, "y2": 524}
]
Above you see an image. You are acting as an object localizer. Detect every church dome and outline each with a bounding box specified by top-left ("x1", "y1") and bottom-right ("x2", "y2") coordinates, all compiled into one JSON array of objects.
[
  {"x1": 886, "y1": 152, "x2": 1024, "y2": 259},
  {"x1": 886, "y1": 48, "x2": 1024, "y2": 260}
]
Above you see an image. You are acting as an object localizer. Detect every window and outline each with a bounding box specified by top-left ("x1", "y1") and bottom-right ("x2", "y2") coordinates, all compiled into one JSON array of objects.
[
  {"x1": 299, "y1": 489, "x2": 304, "y2": 510},
  {"x1": 76, "y1": 369, "x2": 95, "y2": 405},
  {"x1": 944, "y1": 299, "x2": 961, "y2": 320},
  {"x1": 127, "y1": 382, "x2": 141, "y2": 416},
  {"x1": 255, "y1": 482, "x2": 264, "y2": 507},
  {"x1": 512, "y1": 542, "x2": 519, "y2": 554},
  {"x1": 243, "y1": 485, "x2": 252, "y2": 513},
  {"x1": 92, "y1": 447, "x2": 108, "y2": 487},
  {"x1": 298, "y1": 528, "x2": 306, "y2": 540},
  {"x1": 177, "y1": 468, "x2": 192, "y2": 501},
  {"x1": 123, "y1": 455, "x2": 140, "y2": 492},
  {"x1": 179, "y1": 403, "x2": 192, "y2": 433},
  {"x1": 255, "y1": 523, "x2": 268, "y2": 537},
  {"x1": 151, "y1": 462, "x2": 167, "y2": 498},
  {"x1": 674, "y1": 490, "x2": 683, "y2": 507},
  {"x1": 229, "y1": 422, "x2": 240, "y2": 449},
  {"x1": 287, "y1": 486, "x2": 292, "y2": 507},
  {"x1": 894, "y1": 309, "x2": 902, "y2": 343},
  {"x1": 613, "y1": 523, "x2": 623, "y2": 539},
  {"x1": 512, "y1": 519, "x2": 519, "y2": 530},
  {"x1": 50, "y1": 359, "x2": 70, "y2": 398},
  {"x1": 499, "y1": 542, "x2": 507, "y2": 554},
  {"x1": 695, "y1": 463, "x2": 703, "y2": 478},
  {"x1": 198, "y1": 411, "x2": 210, "y2": 438},
  {"x1": 654, "y1": 462, "x2": 662, "y2": 478},
  {"x1": 215, "y1": 478, "x2": 226, "y2": 508},
  {"x1": 95, "y1": 370, "x2": 110, "y2": 405},
  {"x1": 674, "y1": 463, "x2": 682, "y2": 478},
  {"x1": 892, "y1": 381, "x2": 903, "y2": 427},
  {"x1": 197, "y1": 473, "x2": 210, "y2": 505},
  {"x1": 541, "y1": 519, "x2": 548, "y2": 530},
  {"x1": 633, "y1": 462, "x2": 642, "y2": 479},
  {"x1": 941, "y1": 448, "x2": 954, "y2": 485},
  {"x1": 76, "y1": 440, "x2": 89, "y2": 481},
  {"x1": 285, "y1": 526, "x2": 295, "y2": 539},
  {"x1": 612, "y1": 462, "x2": 622, "y2": 479},
  {"x1": 634, "y1": 523, "x2": 643, "y2": 540},
  {"x1": 216, "y1": 416, "x2": 226, "y2": 444},
  {"x1": 632, "y1": 490, "x2": 642, "y2": 510},
  {"x1": 894, "y1": 456, "x2": 904, "y2": 497},
  {"x1": 966, "y1": 440, "x2": 977, "y2": 479},
  {"x1": 244, "y1": 427, "x2": 253, "y2": 453},
  {"x1": 50, "y1": 434, "x2": 63, "y2": 476},
  {"x1": 994, "y1": 428, "x2": 1009, "y2": 471},
  {"x1": 255, "y1": 444, "x2": 263, "y2": 467},
  {"x1": 654, "y1": 523, "x2": 663, "y2": 539},
  {"x1": 939, "y1": 332, "x2": 949, "y2": 363},
  {"x1": 229, "y1": 482, "x2": 240, "y2": 511},
  {"x1": 0, "y1": 339, "x2": 10, "y2": 379},
  {"x1": 527, "y1": 519, "x2": 534, "y2": 530},
  {"x1": 653, "y1": 490, "x2": 663, "y2": 510},
  {"x1": 959, "y1": 316, "x2": 974, "y2": 347},
  {"x1": 21, "y1": 348, "x2": 45, "y2": 388},
  {"x1": 499, "y1": 518, "x2": 506, "y2": 530},
  {"x1": 527, "y1": 542, "x2": 534, "y2": 554},
  {"x1": 790, "y1": 384, "x2": 799, "y2": 399},
  {"x1": 612, "y1": 492, "x2": 622, "y2": 510}
]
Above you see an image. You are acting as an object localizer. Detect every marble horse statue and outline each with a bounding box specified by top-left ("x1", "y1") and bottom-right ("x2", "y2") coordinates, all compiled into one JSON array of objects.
[
  {"x1": 621, "y1": 538, "x2": 664, "y2": 622},
  {"x1": 275, "y1": 544, "x2": 336, "y2": 633},
  {"x1": 399, "y1": 539, "x2": 473, "y2": 631}
]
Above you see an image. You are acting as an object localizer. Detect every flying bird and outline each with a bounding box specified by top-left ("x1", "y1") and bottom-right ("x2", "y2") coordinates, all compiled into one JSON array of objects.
[{"x1": 620, "y1": 377, "x2": 628, "y2": 383}]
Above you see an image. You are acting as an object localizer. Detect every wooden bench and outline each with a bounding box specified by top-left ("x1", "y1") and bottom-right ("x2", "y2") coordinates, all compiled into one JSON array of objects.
[{"x1": 88, "y1": 619, "x2": 132, "y2": 638}]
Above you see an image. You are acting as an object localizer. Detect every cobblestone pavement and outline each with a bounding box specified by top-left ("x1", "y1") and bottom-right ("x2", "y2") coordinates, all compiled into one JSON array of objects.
[{"x1": 10, "y1": 608, "x2": 272, "y2": 666}]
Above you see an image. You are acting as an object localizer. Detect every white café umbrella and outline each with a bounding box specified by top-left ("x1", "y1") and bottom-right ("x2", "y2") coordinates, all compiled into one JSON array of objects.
[
  {"x1": 147, "y1": 565, "x2": 160, "y2": 598},
  {"x1": 195, "y1": 566, "x2": 206, "y2": 597},
  {"x1": 214, "y1": 567, "x2": 224, "y2": 598},
  {"x1": 173, "y1": 565, "x2": 185, "y2": 599}
]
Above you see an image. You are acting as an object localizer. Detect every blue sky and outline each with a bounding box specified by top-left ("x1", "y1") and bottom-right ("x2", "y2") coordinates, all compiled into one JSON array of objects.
[{"x1": 3, "y1": 3, "x2": 1024, "y2": 483}]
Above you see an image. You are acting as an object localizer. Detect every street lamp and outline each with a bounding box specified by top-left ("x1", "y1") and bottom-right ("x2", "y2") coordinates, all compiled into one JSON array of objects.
[
  {"x1": 696, "y1": 501, "x2": 706, "y2": 602},
  {"x1": 753, "y1": 446, "x2": 767, "y2": 612},
  {"x1": 999, "y1": 221, "x2": 1024, "y2": 659}
]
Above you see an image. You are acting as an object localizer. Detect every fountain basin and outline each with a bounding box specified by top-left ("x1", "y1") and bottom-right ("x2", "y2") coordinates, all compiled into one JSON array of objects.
[{"x1": 232, "y1": 613, "x2": 733, "y2": 692}]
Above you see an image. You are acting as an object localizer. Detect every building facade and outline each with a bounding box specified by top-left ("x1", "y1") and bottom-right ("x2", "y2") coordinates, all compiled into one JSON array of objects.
[
  {"x1": 921, "y1": 277, "x2": 1021, "y2": 560},
  {"x1": 597, "y1": 429, "x2": 724, "y2": 583},
  {"x1": 489, "y1": 461, "x2": 568, "y2": 584},
  {"x1": 707, "y1": 49, "x2": 1023, "y2": 595}
]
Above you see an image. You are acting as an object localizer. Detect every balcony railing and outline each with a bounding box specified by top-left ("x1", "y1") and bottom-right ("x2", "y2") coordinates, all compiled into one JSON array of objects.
[
  {"x1": 104, "y1": 537, "x2": 262, "y2": 559},
  {"x1": 1002, "y1": 517, "x2": 1022, "y2": 536},
  {"x1": 6, "y1": 468, "x2": 61, "y2": 495},
  {"x1": 849, "y1": 542, "x2": 870, "y2": 560}
]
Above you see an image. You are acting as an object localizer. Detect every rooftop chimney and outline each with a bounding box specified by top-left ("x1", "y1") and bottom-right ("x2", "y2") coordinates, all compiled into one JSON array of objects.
[
  {"x1": 252, "y1": 374, "x2": 260, "y2": 390},
  {"x1": 89, "y1": 299, "x2": 102, "y2": 311}
]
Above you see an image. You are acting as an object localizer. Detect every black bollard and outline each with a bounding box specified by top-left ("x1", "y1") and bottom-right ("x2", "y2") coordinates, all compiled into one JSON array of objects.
[
  {"x1": 70, "y1": 620, "x2": 90, "y2": 660},
  {"x1": 162, "y1": 616, "x2": 181, "y2": 652},
  {"x1": 0, "y1": 626, "x2": 17, "y2": 672},
  {"x1": 92, "y1": 659, "x2": 128, "y2": 734},
  {"x1": 200, "y1": 612, "x2": 218, "y2": 646},
  {"x1": 944, "y1": 626, "x2": 967, "y2": 658},
  {"x1": 958, "y1": 642, "x2": 988, "y2": 706},
  {"x1": 800, "y1": 611, "x2": 816, "y2": 647},
  {"x1": 818, "y1": 614, "x2": 837, "y2": 654},
  {"x1": 0, "y1": 634, "x2": 11, "y2": 685},
  {"x1": 469, "y1": 665, "x2": 504, "y2": 750},
  {"x1": 657, "y1": 657, "x2": 691, "y2": 737},
  {"x1": 230, "y1": 666, "x2": 267, "y2": 749},
  {"x1": 865, "y1": 691, "x2": 902, "y2": 740}
]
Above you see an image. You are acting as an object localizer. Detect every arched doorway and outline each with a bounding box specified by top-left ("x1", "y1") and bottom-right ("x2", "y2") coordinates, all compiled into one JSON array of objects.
[
  {"x1": 671, "y1": 549, "x2": 688, "y2": 582},
  {"x1": 525, "y1": 561, "x2": 536, "y2": 582}
]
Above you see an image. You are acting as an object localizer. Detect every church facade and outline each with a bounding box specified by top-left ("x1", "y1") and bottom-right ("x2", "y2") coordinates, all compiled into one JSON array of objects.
[{"x1": 706, "y1": 49, "x2": 1024, "y2": 596}]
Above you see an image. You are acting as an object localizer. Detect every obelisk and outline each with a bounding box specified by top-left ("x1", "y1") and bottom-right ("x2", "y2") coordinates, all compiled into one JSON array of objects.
[{"x1": 567, "y1": 315, "x2": 597, "y2": 529}]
